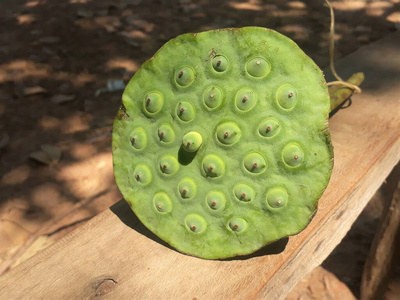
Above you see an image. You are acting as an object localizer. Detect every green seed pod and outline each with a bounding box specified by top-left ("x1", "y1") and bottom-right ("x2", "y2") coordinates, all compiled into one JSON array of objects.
[{"x1": 112, "y1": 27, "x2": 333, "y2": 259}]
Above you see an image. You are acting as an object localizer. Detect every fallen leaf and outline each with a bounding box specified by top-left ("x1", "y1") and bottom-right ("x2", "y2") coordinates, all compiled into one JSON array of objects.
[
  {"x1": 29, "y1": 144, "x2": 62, "y2": 165},
  {"x1": 51, "y1": 94, "x2": 76, "y2": 104},
  {"x1": 23, "y1": 86, "x2": 47, "y2": 96}
]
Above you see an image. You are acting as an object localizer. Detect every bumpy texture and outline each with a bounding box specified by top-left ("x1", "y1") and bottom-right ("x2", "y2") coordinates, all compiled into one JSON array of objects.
[{"x1": 112, "y1": 27, "x2": 333, "y2": 259}]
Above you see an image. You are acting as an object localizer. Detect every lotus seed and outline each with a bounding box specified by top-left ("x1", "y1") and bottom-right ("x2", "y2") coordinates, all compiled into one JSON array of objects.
[
  {"x1": 153, "y1": 192, "x2": 172, "y2": 213},
  {"x1": 277, "y1": 84, "x2": 297, "y2": 109},
  {"x1": 235, "y1": 88, "x2": 257, "y2": 111},
  {"x1": 206, "y1": 191, "x2": 226, "y2": 210},
  {"x1": 185, "y1": 214, "x2": 207, "y2": 233},
  {"x1": 176, "y1": 101, "x2": 195, "y2": 122},
  {"x1": 159, "y1": 155, "x2": 179, "y2": 175},
  {"x1": 216, "y1": 122, "x2": 241, "y2": 145},
  {"x1": 178, "y1": 178, "x2": 197, "y2": 199},
  {"x1": 182, "y1": 132, "x2": 203, "y2": 152},
  {"x1": 202, "y1": 154, "x2": 225, "y2": 178},
  {"x1": 175, "y1": 66, "x2": 195, "y2": 86},
  {"x1": 244, "y1": 153, "x2": 266, "y2": 174},
  {"x1": 212, "y1": 55, "x2": 228, "y2": 72},
  {"x1": 157, "y1": 124, "x2": 175, "y2": 143},
  {"x1": 246, "y1": 57, "x2": 270, "y2": 78},
  {"x1": 234, "y1": 184, "x2": 255, "y2": 202},
  {"x1": 266, "y1": 187, "x2": 288, "y2": 208},
  {"x1": 229, "y1": 218, "x2": 247, "y2": 232},
  {"x1": 130, "y1": 127, "x2": 147, "y2": 150},
  {"x1": 203, "y1": 86, "x2": 223, "y2": 109},
  {"x1": 133, "y1": 164, "x2": 151, "y2": 185},
  {"x1": 282, "y1": 143, "x2": 304, "y2": 167},
  {"x1": 144, "y1": 92, "x2": 163, "y2": 114},
  {"x1": 258, "y1": 118, "x2": 280, "y2": 138}
]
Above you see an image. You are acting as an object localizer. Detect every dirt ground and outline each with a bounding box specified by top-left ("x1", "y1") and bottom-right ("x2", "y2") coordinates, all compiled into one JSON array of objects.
[{"x1": 1, "y1": 0, "x2": 399, "y2": 298}]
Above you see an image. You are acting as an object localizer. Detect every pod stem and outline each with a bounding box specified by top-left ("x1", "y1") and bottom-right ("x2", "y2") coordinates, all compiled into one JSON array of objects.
[{"x1": 329, "y1": 72, "x2": 365, "y2": 112}]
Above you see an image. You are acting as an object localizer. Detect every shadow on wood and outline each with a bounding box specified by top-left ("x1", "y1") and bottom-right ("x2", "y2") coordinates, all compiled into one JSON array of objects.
[{"x1": 109, "y1": 199, "x2": 289, "y2": 260}]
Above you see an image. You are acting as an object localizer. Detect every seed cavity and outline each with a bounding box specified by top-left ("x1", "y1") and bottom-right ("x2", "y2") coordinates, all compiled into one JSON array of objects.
[
  {"x1": 159, "y1": 155, "x2": 179, "y2": 175},
  {"x1": 144, "y1": 92, "x2": 163, "y2": 114},
  {"x1": 228, "y1": 218, "x2": 247, "y2": 232},
  {"x1": 246, "y1": 57, "x2": 270, "y2": 78},
  {"x1": 235, "y1": 88, "x2": 257, "y2": 111},
  {"x1": 176, "y1": 101, "x2": 195, "y2": 122},
  {"x1": 130, "y1": 127, "x2": 147, "y2": 150},
  {"x1": 182, "y1": 132, "x2": 203, "y2": 153},
  {"x1": 203, "y1": 86, "x2": 223, "y2": 109},
  {"x1": 244, "y1": 153, "x2": 267, "y2": 174},
  {"x1": 185, "y1": 214, "x2": 207, "y2": 233},
  {"x1": 178, "y1": 178, "x2": 197, "y2": 199},
  {"x1": 206, "y1": 191, "x2": 226, "y2": 210},
  {"x1": 157, "y1": 124, "x2": 175, "y2": 143},
  {"x1": 282, "y1": 143, "x2": 304, "y2": 168},
  {"x1": 202, "y1": 154, "x2": 225, "y2": 178},
  {"x1": 153, "y1": 192, "x2": 172, "y2": 213},
  {"x1": 175, "y1": 66, "x2": 195, "y2": 86},
  {"x1": 266, "y1": 187, "x2": 288, "y2": 209},
  {"x1": 212, "y1": 55, "x2": 228, "y2": 72},
  {"x1": 277, "y1": 84, "x2": 297, "y2": 109},
  {"x1": 216, "y1": 122, "x2": 241, "y2": 145},
  {"x1": 133, "y1": 164, "x2": 152, "y2": 185},
  {"x1": 258, "y1": 118, "x2": 280, "y2": 138},
  {"x1": 234, "y1": 184, "x2": 255, "y2": 202}
]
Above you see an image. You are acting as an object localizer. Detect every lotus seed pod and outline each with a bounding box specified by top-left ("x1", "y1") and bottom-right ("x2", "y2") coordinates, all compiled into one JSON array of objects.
[
  {"x1": 182, "y1": 131, "x2": 203, "y2": 153},
  {"x1": 112, "y1": 27, "x2": 333, "y2": 259}
]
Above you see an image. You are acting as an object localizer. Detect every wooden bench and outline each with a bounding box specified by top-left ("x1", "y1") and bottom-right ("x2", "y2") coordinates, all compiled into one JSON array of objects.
[{"x1": 1, "y1": 32, "x2": 399, "y2": 300}]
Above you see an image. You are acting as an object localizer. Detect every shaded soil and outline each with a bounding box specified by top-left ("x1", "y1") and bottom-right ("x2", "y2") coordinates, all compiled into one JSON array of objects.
[{"x1": 0, "y1": 0, "x2": 399, "y2": 297}]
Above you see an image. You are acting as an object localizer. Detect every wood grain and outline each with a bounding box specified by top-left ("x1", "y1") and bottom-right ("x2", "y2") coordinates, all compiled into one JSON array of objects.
[{"x1": 1, "y1": 32, "x2": 400, "y2": 300}]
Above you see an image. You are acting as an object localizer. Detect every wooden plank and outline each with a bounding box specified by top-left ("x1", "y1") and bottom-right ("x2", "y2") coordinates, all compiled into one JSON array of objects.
[{"x1": 1, "y1": 32, "x2": 400, "y2": 300}]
